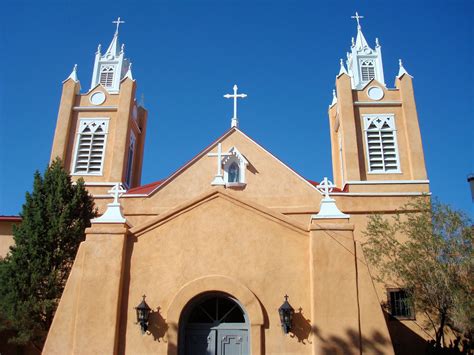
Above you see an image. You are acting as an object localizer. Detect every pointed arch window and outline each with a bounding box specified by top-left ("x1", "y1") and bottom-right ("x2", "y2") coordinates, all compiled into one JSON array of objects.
[
  {"x1": 360, "y1": 60, "x2": 376, "y2": 82},
  {"x1": 363, "y1": 115, "x2": 400, "y2": 173},
  {"x1": 125, "y1": 132, "x2": 136, "y2": 188},
  {"x1": 72, "y1": 119, "x2": 109, "y2": 175},
  {"x1": 100, "y1": 65, "x2": 115, "y2": 87}
]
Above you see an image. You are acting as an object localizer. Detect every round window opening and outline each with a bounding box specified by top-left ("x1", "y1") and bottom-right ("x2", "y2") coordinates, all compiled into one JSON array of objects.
[{"x1": 180, "y1": 294, "x2": 250, "y2": 355}]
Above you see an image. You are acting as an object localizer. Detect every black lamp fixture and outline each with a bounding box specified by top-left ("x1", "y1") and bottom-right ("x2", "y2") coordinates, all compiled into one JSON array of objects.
[
  {"x1": 278, "y1": 294, "x2": 295, "y2": 334},
  {"x1": 135, "y1": 294, "x2": 151, "y2": 334}
]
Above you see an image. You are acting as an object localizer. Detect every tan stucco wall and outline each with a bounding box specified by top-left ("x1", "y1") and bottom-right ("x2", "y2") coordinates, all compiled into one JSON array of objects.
[{"x1": 0, "y1": 221, "x2": 19, "y2": 258}]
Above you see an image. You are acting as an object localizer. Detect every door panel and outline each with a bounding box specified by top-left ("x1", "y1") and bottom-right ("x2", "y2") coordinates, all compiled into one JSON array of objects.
[
  {"x1": 217, "y1": 329, "x2": 248, "y2": 355},
  {"x1": 185, "y1": 329, "x2": 215, "y2": 355}
]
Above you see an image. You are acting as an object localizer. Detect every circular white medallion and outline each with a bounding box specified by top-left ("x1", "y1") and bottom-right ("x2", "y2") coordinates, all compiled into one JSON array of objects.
[
  {"x1": 90, "y1": 91, "x2": 106, "y2": 105},
  {"x1": 367, "y1": 86, "x2": 384, "y2": 101}
]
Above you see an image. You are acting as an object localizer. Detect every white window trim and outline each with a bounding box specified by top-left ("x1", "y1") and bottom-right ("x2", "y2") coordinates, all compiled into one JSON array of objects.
[
  {"x1": 71, "y1": 118, "x2": 110, "y2": 176},
  {"x1": 359, "y1": 58, "x2": 376, "y2": 83},
  {"x1": 363, "y1": 114, "x2": 401, "y2": 174}
]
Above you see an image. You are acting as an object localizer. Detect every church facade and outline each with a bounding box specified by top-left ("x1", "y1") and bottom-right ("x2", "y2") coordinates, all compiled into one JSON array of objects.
[{"x1": 39, "y1": 15, "x2": 430, "y2": 355}]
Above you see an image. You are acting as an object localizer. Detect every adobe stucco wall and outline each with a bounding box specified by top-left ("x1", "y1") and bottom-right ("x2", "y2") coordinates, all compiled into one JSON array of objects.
[{"x1": 0, "y1": 220, "x2": 19, "y2": 258}]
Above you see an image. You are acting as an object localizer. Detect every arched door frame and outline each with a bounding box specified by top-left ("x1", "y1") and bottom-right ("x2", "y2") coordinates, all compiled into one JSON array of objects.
[
  {"x1": 179, "y1": 292, "x2": 250, "y2": 354},
  {"x1": 166, "y1": 275, "x2": 264, "y2": 355}
]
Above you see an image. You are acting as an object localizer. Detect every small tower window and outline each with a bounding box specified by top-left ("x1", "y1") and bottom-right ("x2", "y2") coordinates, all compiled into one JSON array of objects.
[
  {"x1": 100, "y1": 65, "x2": 115, "y2": 87},
  {"x1": 125, "y1": 133, "x2": 136, "y2": 188},
  {"x1": 360, "y1": 60, "x2": 375, "y2": 82},
  {"x1": 363, "y1": 115, "x2": 400, "y2": 173},
  {"x1": 73, "y1": 119, "x2": 109, "y2": 175}
]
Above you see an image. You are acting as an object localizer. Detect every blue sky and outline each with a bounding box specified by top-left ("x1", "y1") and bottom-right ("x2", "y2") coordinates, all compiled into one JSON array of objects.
[{"x1": 0, "y1": 0, "x2": 472, "y2": 217}]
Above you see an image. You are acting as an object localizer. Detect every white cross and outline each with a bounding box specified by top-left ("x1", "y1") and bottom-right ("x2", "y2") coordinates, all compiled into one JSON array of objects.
[
  {"x1": 316, "y1": 177, "x2": 335, "y2": 199},
  {"x1": 207, "y1": 143, "x2": 231, "y2": 185},
  {"x1": 113, "y1": 17, "x2": 125, "y2": 34},
  {"x1": 108, "y1": 183, "x2": 126, "y2": 204},
  {"x1": 351, "y1": 12, "x2": 364, "y2": 30},
  {"x1": 224, "y1": 84, "x2": 247, "y2": 128}
]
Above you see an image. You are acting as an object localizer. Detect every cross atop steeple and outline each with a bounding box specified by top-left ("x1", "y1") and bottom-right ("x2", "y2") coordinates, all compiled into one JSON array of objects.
[
  {"x1": 351, "y1": 11, "x2": 364, "y2": 30},
  {"x1": 112, "y1": 17, "x2": 125, "y2": 35},
  {"x1": 224, "y1": 85, "x2": 247, "y2": 128}
]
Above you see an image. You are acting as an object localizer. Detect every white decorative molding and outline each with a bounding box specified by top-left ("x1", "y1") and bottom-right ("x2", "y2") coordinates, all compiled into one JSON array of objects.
[
  {"x1": 354, "y1": 101, "x2": 402, "y2": 106},
  {"x1": 331, "y1": 192, "x2": 431, "y2": 196},
  {"x1": 89, "y1": 91, "x2": 106, "y2": 105},
  {"x1": 345, "y1": 180, "x2": 429, "y2": 185},
  {"x1": 91, "y1": 183, "x2": 128, "y2": 224},
  {"x1": 367, "y1": 86, "x2": 384, "y2": 101},
  {"x1": 73, "y1": 106, "x2": 118, "y2": 112},
  {"x1": 312, "y1": 177, "x2": 350, "y2": 219}
]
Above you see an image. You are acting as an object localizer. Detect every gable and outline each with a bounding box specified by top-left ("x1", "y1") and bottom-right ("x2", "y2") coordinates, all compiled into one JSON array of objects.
[
  {"x1": 131, "y1": 189, "x2": 308, "y2": 237},
  {"x1": 135, "y1": 128, "x2": 322, "y2": 214}
]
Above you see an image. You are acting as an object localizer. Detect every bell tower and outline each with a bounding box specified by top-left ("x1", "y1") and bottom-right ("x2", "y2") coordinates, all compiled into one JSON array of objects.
[
  {"x1": 328, "y1": 13, "x2": 428, "y2": 193},
  {"x1": 50, "y1": 18, "x2": 148, "y2": 193}
]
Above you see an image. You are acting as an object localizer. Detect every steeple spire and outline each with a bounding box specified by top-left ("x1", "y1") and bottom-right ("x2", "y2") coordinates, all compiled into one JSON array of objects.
[
  {"x1": 344, "y1": 12, "x2": 386, "y2": 89},
  {"x1": 90, "y1": 17, "x2": 131, "y2": 93}
]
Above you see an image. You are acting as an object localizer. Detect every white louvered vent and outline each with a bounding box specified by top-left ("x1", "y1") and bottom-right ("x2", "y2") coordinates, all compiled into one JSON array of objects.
[
  {"x1": 363, "y1": 115, "x2": 400, "y2": 173},
  {"x1": 73, "y1": 119, "x2": 109, "y2": 175},
  {"x1": 99, "y1": 65, "x2": 115, "y2": 87},
  {"x1": 360, "y1": 60, "x2": 375, "y2": 82}
]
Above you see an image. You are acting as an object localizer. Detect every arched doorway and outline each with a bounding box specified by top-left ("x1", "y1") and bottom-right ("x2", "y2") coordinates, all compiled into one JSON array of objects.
[{"x1": 180, "y1": 293, "x2": 250, "y2": 355}]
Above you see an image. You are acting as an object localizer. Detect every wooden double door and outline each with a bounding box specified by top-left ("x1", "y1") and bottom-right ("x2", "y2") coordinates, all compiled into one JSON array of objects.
[{"x1": 182, "y1": 295, "x2": 250, "y2": 355}]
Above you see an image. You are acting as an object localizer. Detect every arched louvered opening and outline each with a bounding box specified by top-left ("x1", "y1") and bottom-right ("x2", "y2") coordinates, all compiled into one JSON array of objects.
[{"x1": 100, "y1": 65, "x2": 115, "y2": 87}]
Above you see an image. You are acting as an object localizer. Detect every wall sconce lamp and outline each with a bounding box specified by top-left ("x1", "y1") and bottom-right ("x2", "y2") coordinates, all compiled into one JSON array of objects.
[
  {"x1": 135, "y1": 294, "x2": 151, "y2": 334},
  {"x1": 278, "y1": 295, "x2": 295, "y2": 334}
]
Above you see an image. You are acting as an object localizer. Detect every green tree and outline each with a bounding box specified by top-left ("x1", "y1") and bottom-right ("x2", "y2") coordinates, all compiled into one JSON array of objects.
[
  {"x1": 363, "y1": 197, "x2": 473, "y2": 352},
  {"x1": 0, "y1": 158, "x2": 96, "y2": 350}
]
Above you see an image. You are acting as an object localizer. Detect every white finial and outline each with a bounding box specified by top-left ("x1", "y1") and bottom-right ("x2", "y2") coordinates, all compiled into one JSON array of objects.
[
  {"x1": 351, "y1": 11, "x2": 364, "y2": 30},
  {"x1": 66, "y1": 64, "x2": 79, "y2": 82},
  {"x1": 109, "y1": 183, "x2": 126, "y2": 204},
  {"x1": 121, "y1": 43, "x2": 125, "y2": 53},
  {"x1": 207, "y1": 142, "x2": 232, "y2": 185},
  {"x1": 338, "y1": 58, "x2": 348, "y2": 75},
  {"x1": 112, "y1": 17, "x2": 125, "y2": 35},
  {"x1": 316, "y1": 177, "x2": 334, "y2": 199},
  {"x1": 124, "y1": 63, "x2": 133, "y2": 80},
  {"x1": 311, "y1": 177, "x2": 350, "y2": 220},
  {"x1": 91, "y1": 183, "x2": 127, "y2": 224},
  {"x1": 96, "y1": 44, "x2": 102, "y2": 54},
  {"x1": 375, "y1": 38, "x2": 380, "y2": 47},
  {"x1": 330, "y1": 89, "x2": 338, "y2": 107},
  {"x1": 351, "y1": 37, "x2": 355, "y2": 47},
  {"x1": 397, "y1": 58, "x2": 411, "y2": 78},
  {"x1": 224, "y1": 84, "x2": 247, "y2": 128}
]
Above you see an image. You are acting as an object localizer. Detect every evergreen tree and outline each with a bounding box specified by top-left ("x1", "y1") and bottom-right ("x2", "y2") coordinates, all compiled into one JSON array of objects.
[{"x1": 0, "y1": 158, "x2": 96, "y2": 350}]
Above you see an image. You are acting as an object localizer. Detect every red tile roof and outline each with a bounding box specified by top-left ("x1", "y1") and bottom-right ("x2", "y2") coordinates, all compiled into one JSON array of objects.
[{"x1": 0, "y1": 216, "x2": 22, "y2": 222}]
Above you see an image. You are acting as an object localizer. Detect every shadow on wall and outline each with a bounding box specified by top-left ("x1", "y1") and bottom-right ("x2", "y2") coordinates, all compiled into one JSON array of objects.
[
  {"x1": 148, "y1": 307, "x2": 168, "y2": 342},
  {"x1": 383, "y1": 311, "x2": 428, "y2": 355},
  {"x1": 290, "y1": 308, "x2": 312, "y2": 344},
  {"x1": 311, "y1": 325, "x2": 392, "y2": 355}
]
